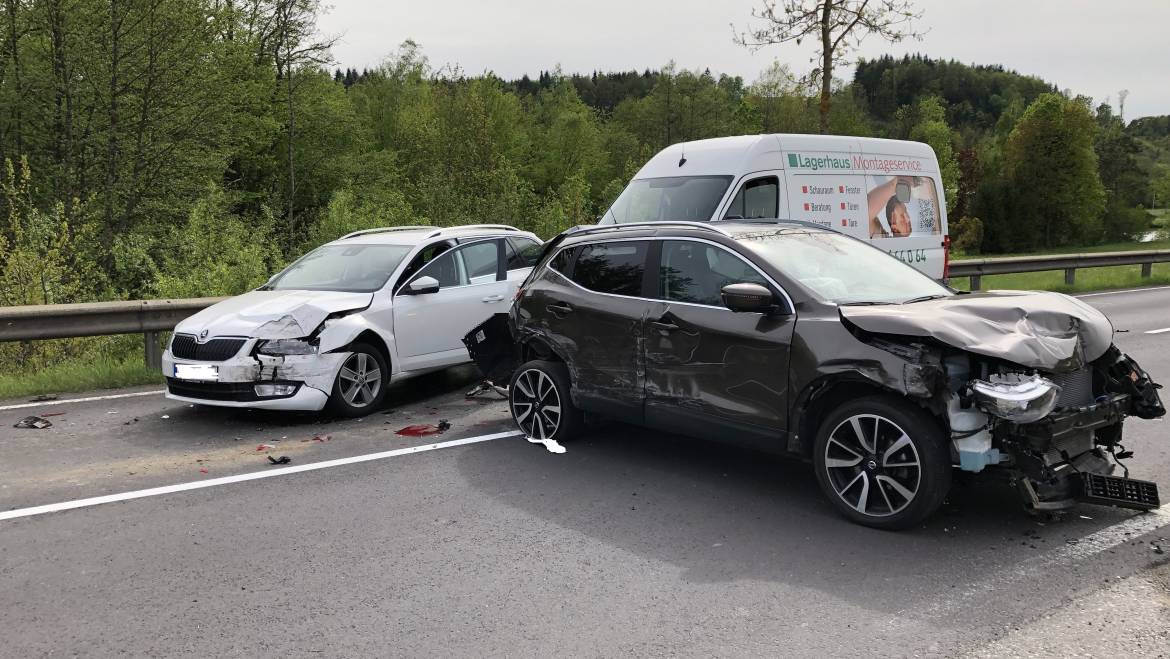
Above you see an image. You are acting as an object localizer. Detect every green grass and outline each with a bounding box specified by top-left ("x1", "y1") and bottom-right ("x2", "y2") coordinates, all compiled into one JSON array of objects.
[
  {"x1": 950, "y1": 262, "x2": 1170, "y2": 294},
  {"x1": 0, "y1": 355, "x2": 164, "y2": 401}
]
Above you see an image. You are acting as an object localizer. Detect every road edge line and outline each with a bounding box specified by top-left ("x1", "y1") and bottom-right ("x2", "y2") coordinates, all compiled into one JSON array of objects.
[{"x1": 0, "y1": 389, "x2": 165, "y2": 411}]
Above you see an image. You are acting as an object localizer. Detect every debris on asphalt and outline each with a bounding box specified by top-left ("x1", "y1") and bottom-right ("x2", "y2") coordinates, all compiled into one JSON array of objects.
[
  {"x1": 123, "y1": 417, "x2": 139, "y2": 426},
  {"x1": 256, "y1": 443, "x2": 276, "y2": 451},
  {"x1": 1153, "y1": 543, "x2": 1165, "y2": 555},
  {"x1": 199, "y1": 468, "x2": 209, "y2": 474},
  {"x1": 312, "y1": 434, "x2": 331, "y2": 442},
  {"x1": 14, "y1": 415, "x2": 52, "y2": 429},
  {"x1": 40, "y1": 412, "x2": 66, "y2": 417},
  {"x1": 28, "y1": 393, "x2": 59, "y2": 402},
  {"x1": 161, "y1": 415, "x2": 170, "y2": 420},
  {"x1": 465, "y1": 381, "x2": 509, "y2": 399},
  {"x1": 267, "y1": 455, "x2": 291, "y2": 465},
  {"x1": 395, "y1": 420, "x2": 451, "y2": 436},
  {"x1": 527, "y1": 435, "x2": 566, "y2": 454}
]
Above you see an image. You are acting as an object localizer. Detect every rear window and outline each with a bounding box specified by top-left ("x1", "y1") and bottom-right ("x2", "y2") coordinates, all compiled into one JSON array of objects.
[
  {"x1": 601, "y1": 176, "x2": 732, "y2": 224},
  {"x1": 569, "y1": 241, "x2": 648, "y2": 296}
]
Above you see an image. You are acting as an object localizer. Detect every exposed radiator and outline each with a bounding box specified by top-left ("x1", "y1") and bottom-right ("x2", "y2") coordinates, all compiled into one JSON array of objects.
[{"x1": 1048, "y1": 367, "x2": 1094, "y2": 408}]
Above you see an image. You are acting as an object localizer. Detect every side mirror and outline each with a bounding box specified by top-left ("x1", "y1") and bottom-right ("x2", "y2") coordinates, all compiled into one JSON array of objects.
[
  {"x1": 721, "y1": 282, "x2": 777, "y2": 313},
  {"x1": 406, "y1": 275, "x2": 440, "y2": 295}
]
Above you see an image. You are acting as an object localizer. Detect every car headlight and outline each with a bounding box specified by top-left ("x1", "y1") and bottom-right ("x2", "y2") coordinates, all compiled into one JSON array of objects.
[
  {"x1": 970, "y1": 373, "x2": 1060, "y2": 424},
  {"x1": 256, "y1": 338, "x2": 318, "y2": 356}
]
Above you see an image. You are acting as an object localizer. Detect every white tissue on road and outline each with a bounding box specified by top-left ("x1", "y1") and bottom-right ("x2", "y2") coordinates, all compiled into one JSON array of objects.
[{"x1": 527, "y1": 436, "x2": 566, "y2": 454}]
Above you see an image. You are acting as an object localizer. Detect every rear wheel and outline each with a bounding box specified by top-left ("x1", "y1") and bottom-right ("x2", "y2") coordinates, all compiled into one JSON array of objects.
[
  {"x1": 326, "y1": 343, "x2": 388, "y2": 417},
  {"x1": 509, "y1": 360, "x2": 583, "y2": 443},
  {"x1": 813, "y1": 396, "x2": 951, "y2": 530}
]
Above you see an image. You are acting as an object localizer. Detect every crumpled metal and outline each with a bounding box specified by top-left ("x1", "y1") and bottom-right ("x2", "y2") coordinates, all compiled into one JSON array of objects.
[{"x1": 839, "y1": 291, "x2": 1114, "y2": 372}]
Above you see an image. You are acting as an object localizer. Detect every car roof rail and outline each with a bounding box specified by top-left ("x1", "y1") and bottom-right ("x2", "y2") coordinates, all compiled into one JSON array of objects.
[
  {"x1": 339, "y1": 226, "x2": 435, "y2": 239},
  {"x1": 428, "y1": 223, "x2": 520, "y2": 236},
  {"x1": 566, "y1": 221, "x2": 735, "y2": 238}
]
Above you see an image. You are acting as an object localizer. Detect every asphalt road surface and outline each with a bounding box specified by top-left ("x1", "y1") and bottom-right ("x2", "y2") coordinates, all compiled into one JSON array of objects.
[{"x1": 3, "y1": 286, "x2": 1170, "y2": 657}]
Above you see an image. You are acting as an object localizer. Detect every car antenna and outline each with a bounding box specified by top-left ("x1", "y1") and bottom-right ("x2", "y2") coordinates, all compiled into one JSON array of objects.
[{"x1": 678, "y1": 145, "x2": 687, "y2": 167}]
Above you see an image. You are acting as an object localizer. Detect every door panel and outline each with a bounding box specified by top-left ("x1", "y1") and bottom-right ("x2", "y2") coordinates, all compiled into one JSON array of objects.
[
  {"x1": 393, "y1": 240, "x2": 508, "y2": 368},
  {"x1": 643, "y1": 240, "x2": 795, "y2": 445}
]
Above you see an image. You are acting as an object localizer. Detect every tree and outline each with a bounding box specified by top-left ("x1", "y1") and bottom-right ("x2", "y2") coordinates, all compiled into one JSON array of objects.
[
  {"x1": 906, "y1": 97, "x2": 959, "y2": 211},
  {"x1": 735, "y1": 0, "x2": 923, "y2": 134},
  {"x1": 1001, "y1": 93, "x2": 1105, "y2": 249}
]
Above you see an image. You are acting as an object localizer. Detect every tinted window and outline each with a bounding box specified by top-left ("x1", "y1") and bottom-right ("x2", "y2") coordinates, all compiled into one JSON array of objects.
[
  {"x1": 570, "y1": 241, "x2": 648, "y2": 296},
  {"x1": 506, "y1": 237, "x2": 542, "y2": 270},
  {"x1": 548, "y1": 246, "x2": 579, "y2": 276},
  {"x1": 660, "y1": 241, "x2": 768, "y2": 307},
  {"x1": 601, "y1": 176, "x2": 732, "y2": 224},
  {"x1": 724, "y1": 177, "x2": 779, "y2": 219}
]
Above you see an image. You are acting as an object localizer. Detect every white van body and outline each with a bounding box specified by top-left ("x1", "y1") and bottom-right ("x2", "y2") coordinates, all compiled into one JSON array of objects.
[{"x1": 599, "y1": 134, "x2": 949, "y2": 278}]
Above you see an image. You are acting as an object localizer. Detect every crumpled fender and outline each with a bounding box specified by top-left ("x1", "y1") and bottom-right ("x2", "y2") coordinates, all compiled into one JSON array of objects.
[
  {"x1": 315, "y1": 313, "x2": 399, "y2": 375},
  {"x1": 839, "y1": 291, "x2": 1113, "y2": 372}
]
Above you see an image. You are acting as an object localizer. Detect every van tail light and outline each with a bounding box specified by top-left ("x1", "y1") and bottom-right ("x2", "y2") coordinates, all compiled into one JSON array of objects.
[{"x1": 942, "y1": 235, "x2": 951, "y2": 280}]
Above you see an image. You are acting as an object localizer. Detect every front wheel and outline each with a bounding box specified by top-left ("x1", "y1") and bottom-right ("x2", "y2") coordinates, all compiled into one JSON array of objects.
[
  {"x1": 813, "y1": 396, "x2": 951, "y2": 530},
  {"x1": 326, "y1": 343, "x2": 388, "y2": 417},
  {"x1": 509, "y1": 360, "x2": 583, "y2": 443}
]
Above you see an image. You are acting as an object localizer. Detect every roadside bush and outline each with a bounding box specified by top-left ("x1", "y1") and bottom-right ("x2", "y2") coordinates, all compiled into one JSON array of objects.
[{"x1": 952, "y1": 216, "x2": 985, "y2": 255}]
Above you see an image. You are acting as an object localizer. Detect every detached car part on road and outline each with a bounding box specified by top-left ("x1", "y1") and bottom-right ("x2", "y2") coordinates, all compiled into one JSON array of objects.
[
  {"x1": 465, "y1": 220, "x2": 1166, "y2": 529},
  {"x1": 164, "y1": 225, "x2": 542, "y2": 416}
]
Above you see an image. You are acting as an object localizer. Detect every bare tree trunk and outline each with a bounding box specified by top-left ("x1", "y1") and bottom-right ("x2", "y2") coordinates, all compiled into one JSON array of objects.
[
  {"x1": 105, "y1": 0, "x2": 121, "y2": 237},
  {"x1": 818, "y1": 0, "x2": 833, "y2": 134},
  {"x1": 6, "y1": 0, "x2": 24, "y2": 159},
  {"x1": 48, "y1": 0, "x2": 75, "y2": 219}
]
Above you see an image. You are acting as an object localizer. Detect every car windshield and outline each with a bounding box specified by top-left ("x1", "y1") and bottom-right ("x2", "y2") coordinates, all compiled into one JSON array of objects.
[
  {"x1": 737, "y1": 229, "x2": 952, "y2": 305},
  {"x1": 601, "y1": 176, "x2": 732, "y2": 224},
  {"x1": 265, "y1": 244, "x2": 413, "y2": 293}
]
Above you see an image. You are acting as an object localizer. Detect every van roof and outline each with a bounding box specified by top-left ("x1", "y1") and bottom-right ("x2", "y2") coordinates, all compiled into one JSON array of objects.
[{"x1": 634, "y1": 134, "x2": 939, "y2": 179}]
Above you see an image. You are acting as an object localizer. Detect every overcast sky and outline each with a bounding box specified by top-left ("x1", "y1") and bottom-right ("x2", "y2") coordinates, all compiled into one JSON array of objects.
[{"x1": 319, "y1": 0, "x2": 1170, "y2": 120}]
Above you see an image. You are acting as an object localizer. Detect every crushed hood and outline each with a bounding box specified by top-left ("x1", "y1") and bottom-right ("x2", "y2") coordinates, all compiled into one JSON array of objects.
[
  {"x1": 840, "y1": 291, "x2": 1114, "y2": 371},
  {"x1": 176, "y1": 290, "x2": 373, "y2": 339}
]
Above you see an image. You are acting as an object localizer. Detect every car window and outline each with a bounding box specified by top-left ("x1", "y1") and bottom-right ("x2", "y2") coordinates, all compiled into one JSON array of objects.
[
  {"x1": 266, "y1": 244, "x2": 413, "y2": 293},
  {"x1": 506, "y1": 237, "x2": 542, "y2": 271},
  {"x1": 570, "y1": 241, "x2": 648, "y2": 296},
  {"x1": 460, "y1": 240, "x2": 501, "y2": 285},
  {"x1": 601, "y1": 176, "x2": 732, "y2": 224},
  {"x1": 724, "y1": 176, "x2": 779, "y2": 219},
  {"x1": 659, "y1": 240, "x2": 768, "y2": 307},
  {"x1": 405, "y1": 240, "x2": 500, "y2": 291},
  {"x1": 396, "y1": 240, "x2": 454, "y2": 289},
  {"x1": 548, "y1": 246, "x2": 580, "y2": 277}
]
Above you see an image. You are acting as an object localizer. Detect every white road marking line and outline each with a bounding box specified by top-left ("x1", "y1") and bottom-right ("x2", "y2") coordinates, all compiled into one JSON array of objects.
[
  {"x1": 1077, "y1": 285, "x2": 1170, "y2": 298},
  {"x1": 0, "y1": 429, "x2": 523, "y2": 522},
  {"x1": 0, "y1": 389, "x2": 165, "y2": 412},
  {"x1": 1145, "y1": 327, "x2": 1170, "y2": 335}
]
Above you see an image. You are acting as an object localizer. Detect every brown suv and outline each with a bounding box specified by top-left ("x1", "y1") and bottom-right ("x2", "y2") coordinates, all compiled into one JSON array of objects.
[{"x1": 467, "y1": 220, "x2": 1163, "y2": 529}]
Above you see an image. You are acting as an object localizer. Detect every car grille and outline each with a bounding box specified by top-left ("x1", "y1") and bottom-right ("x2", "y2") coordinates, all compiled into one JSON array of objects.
[
  {"x1": 1049, "y1": 367, "x2": 1094, "y2": 408},
  {"x1": 166, "y1": 379, "x2": 299, "y2": 402},
  {"x1": 170, "y1": 334, "x2": 246, "y2": 361}
]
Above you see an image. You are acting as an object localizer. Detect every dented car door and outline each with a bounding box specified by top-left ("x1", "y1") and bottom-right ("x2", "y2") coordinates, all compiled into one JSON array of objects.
[{"x1": 643, "y1": 239, "x2": 796, "y2": 445}]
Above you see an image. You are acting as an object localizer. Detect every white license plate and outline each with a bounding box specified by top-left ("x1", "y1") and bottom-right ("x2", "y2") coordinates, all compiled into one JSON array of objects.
[{"x1": 174, "y1": 364, "x2": 219, "y2": 381}]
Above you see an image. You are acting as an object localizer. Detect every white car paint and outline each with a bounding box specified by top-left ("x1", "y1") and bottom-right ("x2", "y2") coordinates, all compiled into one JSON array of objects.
[
  {"x1": 601, "y1": 134, "x2": 950, "y2": 278},
  {"x1": 163, "y1": 225, "x2": 542, "y2": 411}
]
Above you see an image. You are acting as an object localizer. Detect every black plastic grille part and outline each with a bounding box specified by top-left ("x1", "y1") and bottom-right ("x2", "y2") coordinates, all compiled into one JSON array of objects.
[
  {"x1": 166, "y1": 378, "x2": 299, "y2": 402},
  {"x1": 170, "y1": 334, "x2": 246, "y2": 361},
  {"x1": 1079, "y1": 472, "x2": 1160, "y2": 511}
]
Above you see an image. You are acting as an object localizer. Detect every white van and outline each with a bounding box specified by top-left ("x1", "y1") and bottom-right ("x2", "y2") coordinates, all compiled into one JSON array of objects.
[{"x1": 598, "y1": 134, "x2": 950, "y2": 278}]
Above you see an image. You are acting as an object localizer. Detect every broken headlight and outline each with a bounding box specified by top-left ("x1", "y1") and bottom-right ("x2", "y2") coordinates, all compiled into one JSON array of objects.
[
  {"x1": 970, "y1": 373, "x2": 1060, "y2": 424},
  {"x1": 256, "y1": 338, "x2": 318, "y2": 356}
]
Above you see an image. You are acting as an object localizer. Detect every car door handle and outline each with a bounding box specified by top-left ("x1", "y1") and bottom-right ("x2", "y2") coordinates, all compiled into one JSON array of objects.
[
  {"x1": 651, "y1": 320, "x2": 679, "y2": 331},
  {"x1": 546, "y1": 303, "x2": 572, "y2": 314},
  {"x1": 481, "y1": 294, "x2": 505, "y2": 303}
]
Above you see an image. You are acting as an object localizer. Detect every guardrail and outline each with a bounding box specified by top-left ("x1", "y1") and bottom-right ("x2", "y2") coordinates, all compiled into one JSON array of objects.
[
  {"x1": 1, "y1": 249, "x2": 1168, "y2": 371},
  {"x1": 949, "y1": 249, "x2": 1170, "y2": 291},
  {"x1": 0, "y1": 297, "x2": 226, "y2": 369}
]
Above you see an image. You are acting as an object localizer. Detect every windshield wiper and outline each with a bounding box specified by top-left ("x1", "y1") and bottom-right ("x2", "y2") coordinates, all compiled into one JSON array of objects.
[
  {"x1": 839, "y1": 301, "x2": 894, "y2": 306},
  {"x1": 901, "y1": 294, "x2": 950, "y2": 304}
]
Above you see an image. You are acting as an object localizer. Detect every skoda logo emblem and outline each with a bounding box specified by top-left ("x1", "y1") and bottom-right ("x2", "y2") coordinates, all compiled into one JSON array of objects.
[{"x1": 199, "y1": 329, "x2": 209, "y2": 340}]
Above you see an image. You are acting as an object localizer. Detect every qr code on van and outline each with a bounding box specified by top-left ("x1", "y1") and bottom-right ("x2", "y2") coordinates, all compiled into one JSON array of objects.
[{"x1": 917, "y1": 198, "x2": 936, "y2": 232}]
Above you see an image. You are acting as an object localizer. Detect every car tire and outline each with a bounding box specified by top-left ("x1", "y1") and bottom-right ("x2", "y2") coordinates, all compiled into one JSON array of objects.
[
  {"x1": 509, "y1": 360, "x2": 583, "y2": 443},
  {"x1": 813, "y1": 395, "x2": 951, "y2": 530},
  {"x1": 326, "y1": 343, "x2": 389, "y2": 418}
]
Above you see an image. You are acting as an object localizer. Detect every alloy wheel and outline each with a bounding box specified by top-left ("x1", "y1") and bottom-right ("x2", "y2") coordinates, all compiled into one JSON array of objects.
[
  {"x1": 511, "y1": 368, "x2": 562, "y2": 440},
  {"x1": 338, "y1": 352, "x2": 382, "y2": 408},
  {"x1": 823, "y1": 413, "x2": 922, "y2": 518}
]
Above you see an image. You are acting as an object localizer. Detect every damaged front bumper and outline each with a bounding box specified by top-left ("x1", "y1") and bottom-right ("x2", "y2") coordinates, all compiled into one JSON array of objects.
[{"x1": 162, "y1": 343, "x2": 346, "y2": 411}]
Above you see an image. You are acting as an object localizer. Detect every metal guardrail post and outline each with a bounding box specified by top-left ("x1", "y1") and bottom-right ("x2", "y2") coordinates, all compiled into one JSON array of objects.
[
  {"x1": 1064, "y1": 268, "x2": 1076, "y2": 286},
  {"x1": 144, "y1": 331, "x2": 162, "y2": 370},
  {"x1": 1142, "y1": 263, "x2": 1153, "y2": 278},
  {"x1": 970, "y1": 275, "x2": 982, "y2": 291}
]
